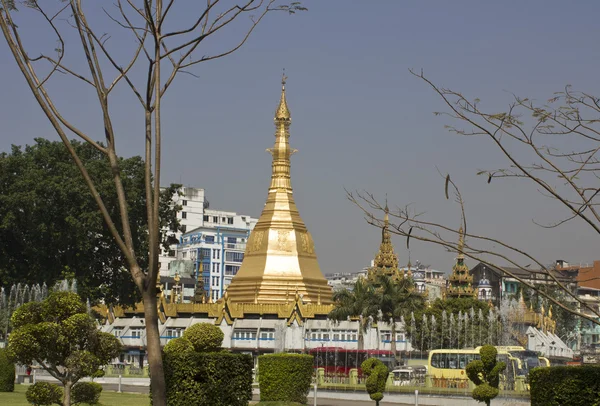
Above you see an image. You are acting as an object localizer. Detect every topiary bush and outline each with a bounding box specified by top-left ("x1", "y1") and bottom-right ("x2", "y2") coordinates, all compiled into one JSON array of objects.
[
  {"x1": 0, "y1": 348, "x2": 15, "y2": 392},
  {"x1": 466, "y1": 345, "x2": 506, "y2": 406},
  {"x1": 25, "y1": 382, "x2": 63, "y2": 406},
  {"x1": 530, "y1": 365, "x2": 600, "y2": 406},
  {"x1": 163, "y1": 336, "x2": 194, "y2": 356},
  {"x1": 182, "y1": 323, "x2": 224, "y2": 352},
  {"x1": 361, "y1": 357, "x2": 389, "y2": 406},
  {"x1": 72, "y1": 381, "x2": 103, "y2": 405},
  {"x1": 258, "y1": 354, "x2": 314, "y2": 404},
  {"x1": 162, "y1": 349, "x2": 253, "y2": 406}
]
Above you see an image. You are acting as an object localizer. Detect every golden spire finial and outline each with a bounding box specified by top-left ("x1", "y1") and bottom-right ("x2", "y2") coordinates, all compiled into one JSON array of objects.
[
  {"x1": 457, "y1": 225, "x2": 465, "y2": 260},
  {"x1": 275, "y1": 70, "x2": 290, "y2": 121}
]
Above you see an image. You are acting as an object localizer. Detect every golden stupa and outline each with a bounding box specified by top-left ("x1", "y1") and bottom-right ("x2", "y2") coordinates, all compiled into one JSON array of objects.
[
  {"x1": 226, "y1": 75, "x2": 333, "y2": 305},
  {"x1": 446, "y1": 226, "x2": 475, "y2": 298},
  {"x1": 367, "y1": 205, "x2": 403, "y2": 281}
]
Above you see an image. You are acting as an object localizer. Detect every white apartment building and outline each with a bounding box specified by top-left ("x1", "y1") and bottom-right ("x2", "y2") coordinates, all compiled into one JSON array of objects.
[
  {"x1": 158, "y1": 186, "x2": 258, "y2": 280},
  {"x1": 159, "y1": 186, "x2": 206, "y2": 273},
  {"x1": 170, "y1": 212, "x2": 257, "y2": 302}
]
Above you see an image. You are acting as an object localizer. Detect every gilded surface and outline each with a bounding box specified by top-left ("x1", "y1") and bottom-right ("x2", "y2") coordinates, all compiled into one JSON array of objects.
[
  {"x1": 368, "y1": 207, "x2": 403, "y2": 281},
  {"x1": 225, "y1": 77, "x2": 333, "y2": 305},
  {"x1": 447, "y1": 226, "x2": 476, "y2": 298}
]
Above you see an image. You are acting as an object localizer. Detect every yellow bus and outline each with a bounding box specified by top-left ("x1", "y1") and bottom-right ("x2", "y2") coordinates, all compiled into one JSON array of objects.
[
  {"x1": 428, "y1": 349, "x2": 519, "y2": 390},
  {"x1": 484, "y1": 346, "x2": 542, "y2": 376},
  {"x1": 538, "y1": 357, "x2": 550, "y2": 367}
]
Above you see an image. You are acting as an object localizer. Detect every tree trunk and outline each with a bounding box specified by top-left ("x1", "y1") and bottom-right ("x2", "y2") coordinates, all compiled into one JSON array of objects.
[
  {"x1": 391, "y1": 321, "x2": 397, "y2": 362},
  {"x1": 63, "y1": 381, "x2": 71, "y2": 406},
  {"x1": 358, "y1": 331, "x2": 364, "y2": 350},
  {"x1": 143, "y1": 290, "x2": 167, "y2": 406}
]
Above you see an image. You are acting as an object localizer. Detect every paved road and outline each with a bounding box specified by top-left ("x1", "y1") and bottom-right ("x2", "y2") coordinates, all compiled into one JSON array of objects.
[{"x1": 33, "y1": 376, "x2": 529, "y2": 406}]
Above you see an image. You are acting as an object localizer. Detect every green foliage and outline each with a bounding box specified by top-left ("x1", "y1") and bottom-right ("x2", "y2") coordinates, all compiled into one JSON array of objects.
[
  {"x1": 466, "y1": 345, "x2": 506, "y2": 405},
  {"x1": 71, "y1": 382, "x2": 102, "y2": 405},
  {"x1": 0, "y1": 138, "x2": 182, "y2": 305},
  {"x1": 25, "y1": 382, "x2": 62, "y2": 406},
  {"x1": 361, "y1": 357, "x2": 389, "y2": 405},
  {"x1": 329, "y1": 275, "x2": 426, "y2": 352},
  {"x1": 162, "y1": 350, "x2": 253, "y2": 406},
  {"x1": 258, "y1": 354, "x2": 314, "y2": 404},
  {"x1": 0, "y1": 348, "x2": 15, "y2": 392},
  {"x1": 8, "y1": 291, "x2": 122, "y2": 405},
  {"x1": 182, "y1": 323, "x2": 224, "y2": 353},
  {"x1": 163, "y1": 337, "x2": 194, "y2": 356},
  {"x1": 90, "y1": 369, "x2": 105, "y2": 380},
  {"x1": 530, "y1": 365, "x2": 600, "y2": 406}
]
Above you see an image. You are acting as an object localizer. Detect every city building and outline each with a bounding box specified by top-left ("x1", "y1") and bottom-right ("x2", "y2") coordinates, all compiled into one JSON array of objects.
[
  {"x1": 169, "y1": 213, "x2": 257, "y2": 302},
  {"x1": 158, "y1": 186, "x2": 206, "y2": 273}
]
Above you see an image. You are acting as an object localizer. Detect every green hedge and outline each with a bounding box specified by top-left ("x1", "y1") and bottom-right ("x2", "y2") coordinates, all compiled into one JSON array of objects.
[
  {"x1": 530, "y1": 365, "x2": 600, "y2": 406},
  {"x1": 0, "y1": 348, "x2": 15, "y2": 392},
  {"x1": 258, "y1": 354, "x2": 314, "y2": 404},
  {"x1": 163, "y1": 351, "x2": 253, "y2": 406}
]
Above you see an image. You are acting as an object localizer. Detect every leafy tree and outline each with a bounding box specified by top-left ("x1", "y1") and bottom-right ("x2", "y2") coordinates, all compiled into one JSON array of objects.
[
  {"x1": 328, "y1": 278, "x2": 378, "y2": 349},
  {"x1": 8, "y1": 291, "x2": 122, "y2": 406},
  {"x1": 362, "y1": 357, "x2": 389, "y2": 406},
  {"x1": 0, "y1": 2, "x2": 306, "y2": 404},
  {"x1": 372, "y1": 274, "x2": 426, "y2": 356},
  {"x1": 466, "y1": 345, "x2": 506, "y2": 406},
  {"x1": 0, "y1": 139, "x2": 181, "y2": 305}
]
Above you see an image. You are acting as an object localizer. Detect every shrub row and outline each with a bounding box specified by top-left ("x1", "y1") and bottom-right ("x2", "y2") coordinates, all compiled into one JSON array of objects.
[
  {"x1": 0, "y1": 348, "x2": 15, "y2": 392},
  {"x1": 25, "y1": 381, "x2": 103, "y2": 405},
  {"x1": 258, "y1": 354, "x2": 314, "y2": 404},
  {"x1": 530, "y1": 365, "x2": 600, "y2": 406},
  {"x1": 163, "y1": 349, "x2": 253, "y2": 406}
]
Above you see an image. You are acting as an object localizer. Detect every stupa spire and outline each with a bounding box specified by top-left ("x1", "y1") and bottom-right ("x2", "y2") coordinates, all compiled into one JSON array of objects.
[
  {"x1": 225, "y1": 76, "x2": 333, "y2": 304},
  {"x1": 446, "y1": 223, "x2": 475, "y2": 298},
  {"x1": 275, "y1": 71, "x2": 290, "y2": 121},
  {"x1": 368, "y1": 203, "x2": 401, "y2": 281}
]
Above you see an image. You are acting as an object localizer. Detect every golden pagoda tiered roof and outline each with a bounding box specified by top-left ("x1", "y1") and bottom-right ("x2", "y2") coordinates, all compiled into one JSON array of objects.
[
  {"x1": 446, "y1": 226, "x2": 475, "y2": 298},
  {"x1": 368, "y1": 206, "x2": 404, "y2": 281},
  {"x1": 225, "y1": 76, "x2": 333, "y2": 305}
]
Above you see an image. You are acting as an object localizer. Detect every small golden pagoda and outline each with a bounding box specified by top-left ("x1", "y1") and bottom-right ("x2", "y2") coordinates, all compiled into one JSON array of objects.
[
  {"x1": 226, "y1": 75, "x2": 333, "y2": 305},
  {"x1": 446, "y1": 226, "x2": 475, "y2": 298},
  {"x1": 367, "y1": 205, "x2": 403, "y2": 281}
]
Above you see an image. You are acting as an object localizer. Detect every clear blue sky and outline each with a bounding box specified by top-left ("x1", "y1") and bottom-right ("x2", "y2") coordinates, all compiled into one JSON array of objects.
[{"x1": 1, "y1": 1, "x2": 599, "y2": 274}]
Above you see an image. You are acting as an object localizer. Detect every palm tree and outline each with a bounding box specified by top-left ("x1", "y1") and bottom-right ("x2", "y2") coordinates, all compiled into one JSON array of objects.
[
  {"x1": 374, "y1": 274, "x2": 426, "y2": 358},
  {"x1": 329, "y1": 278, "x2": 377, "y2": 349}
]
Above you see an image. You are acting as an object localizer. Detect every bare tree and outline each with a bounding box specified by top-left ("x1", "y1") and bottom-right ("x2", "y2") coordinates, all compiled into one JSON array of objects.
[
  {"x1": 0, "y1": 1, "x2": 305, "y2": 404},
  {"x1": 348, "y1": 69, "x2": 600, "y2": 330}
]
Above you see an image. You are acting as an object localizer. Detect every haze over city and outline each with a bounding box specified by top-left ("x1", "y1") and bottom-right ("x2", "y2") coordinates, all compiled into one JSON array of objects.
[{"x1": 1, "y1": 1, "x2": 599, "y2": 274}]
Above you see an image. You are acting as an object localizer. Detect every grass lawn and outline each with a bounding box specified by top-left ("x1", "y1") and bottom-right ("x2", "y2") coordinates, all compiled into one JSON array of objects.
[{"x1": 1, "y1": 385, "x2": 149, "y2": 406}]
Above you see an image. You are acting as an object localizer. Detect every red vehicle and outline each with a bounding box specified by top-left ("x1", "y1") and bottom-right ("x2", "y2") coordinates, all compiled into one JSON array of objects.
[{"x1": 309, "y1": 347, "x2": 395, "y2": 375}]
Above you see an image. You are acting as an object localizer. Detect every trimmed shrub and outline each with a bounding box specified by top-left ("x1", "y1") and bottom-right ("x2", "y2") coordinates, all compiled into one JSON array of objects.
[
  {"x1": 163, "y1": 350, "x2": 253, "y2": 406},
  {"x1": 25, "y1": 382, "x2": 63, "y2": 406},
  {"x1": 362, "y1": 357, "x2": 389, "y2": 406},
  {"x1": 163, "y1": 336, "x2": 194, "y2": 356},
  {"x1": 0, "y1": 348, "x2": 15, "y2": 392},
  {"x1": 258, "y1": 354, "x2": 314, "y2": 404},
  {"x1": 530, "y1": 365, "x2": 600, "y2": 406},
  {"x1": 466, "y1": 345, "x2": 505, "y2": 406},
  {"x1": 72, "y1": 381, "x2": 103, "y2": 405},
  {"x1": 182, "y1": 323, "x2": 224, "y2": 352}
]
